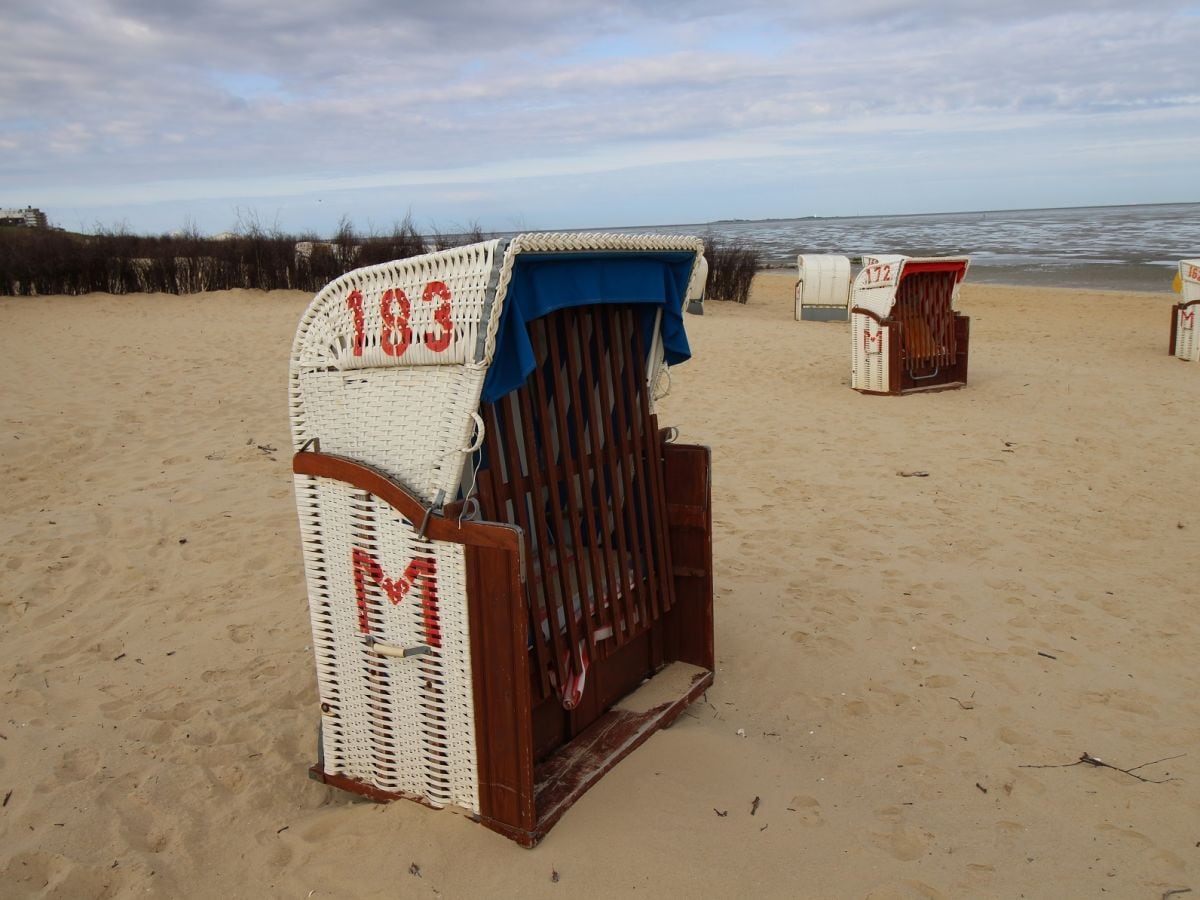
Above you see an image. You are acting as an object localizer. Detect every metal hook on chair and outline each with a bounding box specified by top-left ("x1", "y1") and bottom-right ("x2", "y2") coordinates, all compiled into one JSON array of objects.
[
  {"x1": 416, "y1": 489, "x2": 446, "y2": 540},
  {"x1": 457, "y1": 494, "x2": 481, "y2": 525}
]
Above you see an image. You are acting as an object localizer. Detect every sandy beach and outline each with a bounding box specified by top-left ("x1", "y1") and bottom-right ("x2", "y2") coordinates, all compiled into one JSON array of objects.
[{"x1": 1, "y1": 272, "x2": 1197, "y2": 898}]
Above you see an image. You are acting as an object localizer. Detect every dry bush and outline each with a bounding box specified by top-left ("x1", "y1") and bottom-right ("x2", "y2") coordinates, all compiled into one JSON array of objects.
[
  {"x1": 703, "y1": 236, "x2": 760, "y2": 304},
  {"x1": 429, "y1": 220, "x2": 486, "y2": 252},
  {"x1": 356, "y1": 214, "x2": 428, "y2": 268}
]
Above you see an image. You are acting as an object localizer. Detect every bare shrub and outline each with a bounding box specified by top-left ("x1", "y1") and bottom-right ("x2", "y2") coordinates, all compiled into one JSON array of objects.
[
  {"x1": 356, "y1": 213, "x2": 428, "y2": 267},
  {"x1": 0, "y1": 212, "x2": 474, "y2": 296},
  {"x1": 428, "y1": 220, "x2": 486, "y2": 252},
  {"x1": 703, "y1": 236, "x2": 760, "y2": 304}
]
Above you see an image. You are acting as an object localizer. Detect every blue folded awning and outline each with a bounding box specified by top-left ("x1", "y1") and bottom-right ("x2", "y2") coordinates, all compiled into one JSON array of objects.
[{"x1": 481, "y1": 251, "x2": 695, "y2": 403}]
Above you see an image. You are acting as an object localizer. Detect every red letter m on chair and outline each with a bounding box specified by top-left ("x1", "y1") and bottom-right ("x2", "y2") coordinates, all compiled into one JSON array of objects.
[{"x1": 350, "y1": 548, "x2": 441, "y2": 647}]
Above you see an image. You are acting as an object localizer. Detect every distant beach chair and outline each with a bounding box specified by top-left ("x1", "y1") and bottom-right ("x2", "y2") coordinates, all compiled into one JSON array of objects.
[
  {"x1": 794, "y1": 254, "x2": 852, "y2": 321},
  {"x1": 289, "y1": 233, "x2": 715, "y2": 846},
  {"x1": 1169, "y1": 259, "x2": 1200, "y2": 361},
  {"x1": 850, "y1": 255, "x2": 971, "y2": 394},
  {"x1": 686, "y1": 252, "x2": 708, "y2": 314}
]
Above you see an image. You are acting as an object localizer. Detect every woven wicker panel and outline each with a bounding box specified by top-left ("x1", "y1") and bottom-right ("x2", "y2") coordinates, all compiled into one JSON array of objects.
[
  {"x1": 291, "y1": 242, "x2": 503, "y2": 503},
  {"x1": 1182, "y1": 260, "x2": 1200, "y2": 302},
  {"x1": 1176, "y1": 307, "x2": 1199, "y2": 361},
  {"x1": 291, "y1": 243, "x2": 504, "y2": 814},
  {"x1": 295, "y1": 365, "x2": 486, "y2": 503},
  {"x1": 295, "y1": 241, "x2": 500, "y2": 372},
  {"x1": 1178, "y1": 260, "x2": 1200, "y2": 362},
  {"x1": 294, "y1": 475, "x2": 477, "y2": 809},
  {"x1": 851, "y1": 257, "x2": 904, "y2": 319},
  {"x1": 850, "y1": 311, "x2": 891, "y2": 392}
]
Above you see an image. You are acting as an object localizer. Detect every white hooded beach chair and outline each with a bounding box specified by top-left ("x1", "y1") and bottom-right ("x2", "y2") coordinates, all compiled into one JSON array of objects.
[
  {"x1": 850, "y1": 255, "x2": 970, "y2": 394},
  {"x1": 289, "y1": 233, "x2": 715, "y2": 846},
  {"x1": 1169, "y1": 259, "x2": 1200, "y2": 362},
  {"x1": 686, "y1": 252, "x2": 708, "y2": 314},
  {"x1": 794, "y1": 254, "x2": 852, "y2": 321}
]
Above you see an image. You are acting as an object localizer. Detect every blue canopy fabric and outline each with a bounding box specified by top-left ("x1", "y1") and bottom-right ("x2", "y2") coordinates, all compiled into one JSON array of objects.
[{"x1": 480, "y1": 251, "x2": 695, "y2": 403}]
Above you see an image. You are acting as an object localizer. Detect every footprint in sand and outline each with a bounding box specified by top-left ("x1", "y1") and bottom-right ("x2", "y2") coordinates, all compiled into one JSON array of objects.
[
  {"x1": 788, "y1": 794, "x2": 825, "y2": 827},
  {"x1": 844, "y1": 699, "x2": 871, "y2": 717},
  {"x1": 863, "y1": 880, "x2": 949, "y2": 900},
  {"x1": 870, "y1": 823, "x2": 933, "y2": 861},
  {"x1": 1084, "y1": 689, "x2": 1156, "y2": 717},
  {"x1": 922, "y1": 674, "x2": 955, "y2": 689},
  {"x1": 52, "y1": 746, "x2": 102, "y2": 784},
  {"x1": 997, "y1": 726, "x2": 1033, "y2": 746},
  {"x1": 1095, "y1": 822, "x2": 1153, "y2": 847}
]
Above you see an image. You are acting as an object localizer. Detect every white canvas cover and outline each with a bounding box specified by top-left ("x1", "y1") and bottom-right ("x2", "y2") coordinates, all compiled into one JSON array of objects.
[{"x1": 794, "y1": 254, "x2": 851, "y2": 320}]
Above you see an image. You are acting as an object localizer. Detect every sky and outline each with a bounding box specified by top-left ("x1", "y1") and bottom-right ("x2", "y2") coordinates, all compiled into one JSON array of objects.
[{"x1": 2, "y1": 0, "x2": 1199, "y2": 236}]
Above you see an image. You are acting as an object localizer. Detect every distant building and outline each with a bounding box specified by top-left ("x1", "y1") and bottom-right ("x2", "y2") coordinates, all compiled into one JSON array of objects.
[{"x1": 0, "y1": 206, "x2": 49, "y2": 228}]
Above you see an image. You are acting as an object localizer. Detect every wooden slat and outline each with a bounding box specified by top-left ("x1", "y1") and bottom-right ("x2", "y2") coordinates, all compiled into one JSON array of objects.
[
  {"x1": 613, "y1": 308, "x2": 663, "y2": 621},
  {"x1": 495, "y1": 395, "x2": 556, "y2": 699},
  {"x1": 544, "y1": 310, "x2": 612, "y2": 655},
  {"x1": 575, "y1": 308, "x2": 629, "y2": 645},
  {"x1": 466, "y1": 542, "x2": 536, "y2": 835},
  {"x1": 561, "y1": 309, "x2": 618, "y2": 646},
  {"x1": 475, "y1": 416, "x2": 552, "y2": 702},
  {"x1": 895, "y1": 271, "x2": 957, "y2": 374},
  {"x1": 591, "y1": 307, "x2": 647, "y2": 635},
  {"x1": 525, "y1": 318, "x2": 589, "y2": 672},
  {"x1": 628, "y1": 309, "x2": 676, "y2": 619},
  {"x1": 616, "y1": 305, "x2": 660, "y2": 628},
  {"x1": 471, "y1": 303, "x2": 683, "y2": 709},
  {"x1": 514, "y1": 378, "x2": 574, "y2": 689}
]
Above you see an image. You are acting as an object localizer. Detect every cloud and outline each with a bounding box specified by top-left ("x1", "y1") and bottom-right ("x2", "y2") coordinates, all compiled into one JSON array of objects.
[{"x1": 2, "y1": 0, "x2": 1198, "y2": 232}]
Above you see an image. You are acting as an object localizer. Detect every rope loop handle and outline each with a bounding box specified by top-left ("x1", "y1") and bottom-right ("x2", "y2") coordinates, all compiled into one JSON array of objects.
[
  {"x1": 653, "y1": 366, "x2": 672, "y2": 401},
  {"x1": 461, "y1": 412, "x2": 485, "y2": 453}
]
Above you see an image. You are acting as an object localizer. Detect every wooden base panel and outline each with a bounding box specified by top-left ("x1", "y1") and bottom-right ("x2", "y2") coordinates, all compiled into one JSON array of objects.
[
  {"x1": 308, "y1": 662, "x2": 713, "y2": 848},
  {"x1": 486, "y1": 662, "x2": 713, "y2": 847}
]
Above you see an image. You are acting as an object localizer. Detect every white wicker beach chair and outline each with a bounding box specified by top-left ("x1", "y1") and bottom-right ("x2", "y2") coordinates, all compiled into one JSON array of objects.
[
  {"x1": 289, "y1": 233, "x2": 714, "y2": 846},
  {"x1": 685, "y1": 252, "x2": 708, "y2": 315},
  {"x1": 849, "y1": 255, "x2": 970, "y2": 394},
  {"x1": 794, "y1": 254, "x2": 851, "y2": 321},
  {"x1": 1170, "y1": 259, "x2": 1200, "y2": 362}
]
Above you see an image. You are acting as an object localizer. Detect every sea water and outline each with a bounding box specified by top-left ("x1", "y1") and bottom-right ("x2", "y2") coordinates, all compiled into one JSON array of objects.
[{"x1": 610, "y1": 202, "x2": 1200, "y2": 292}]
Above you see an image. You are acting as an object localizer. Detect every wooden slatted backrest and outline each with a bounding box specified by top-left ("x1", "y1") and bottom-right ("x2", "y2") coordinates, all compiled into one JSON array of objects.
[
  {"x1": 475, "y1": 304, "x2": 675, "y2": 704},
  {"x1": 893, "y1": 270, "x2": 959, "y2": 372}
]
